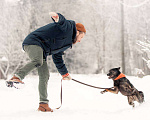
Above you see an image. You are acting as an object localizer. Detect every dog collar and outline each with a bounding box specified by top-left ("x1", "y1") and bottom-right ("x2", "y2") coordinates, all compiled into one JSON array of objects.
[{"x1": 114, "y1": 73, "x2": 126, "y2": 80}]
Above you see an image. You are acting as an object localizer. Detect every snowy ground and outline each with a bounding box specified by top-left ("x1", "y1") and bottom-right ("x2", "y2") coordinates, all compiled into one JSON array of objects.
[{"x1": 0, "y1": 73, "x2": 150, "y2": 120}]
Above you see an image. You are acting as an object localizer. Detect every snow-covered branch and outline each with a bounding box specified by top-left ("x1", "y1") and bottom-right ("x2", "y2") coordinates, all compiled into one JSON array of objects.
[
  {"x1": 137, "y1": 41, "x2": 150, "y2": 52},
  {"x1": 137, "y1": 40, "x2": 150, "y2": 69},
  {"x1": 119, "y1": 0, "x2": 150, "y2": 8}
]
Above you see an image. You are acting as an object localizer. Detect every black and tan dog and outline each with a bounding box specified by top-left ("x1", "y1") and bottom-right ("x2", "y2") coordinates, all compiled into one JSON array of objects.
[{"x1": 101, "y1": 67, "x2": 144, "y2": 107}]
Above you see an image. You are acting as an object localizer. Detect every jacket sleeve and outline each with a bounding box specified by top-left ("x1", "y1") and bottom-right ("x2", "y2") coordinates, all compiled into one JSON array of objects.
[
  {"x1": 52, "y1": 52, "x2": 68, "y2": 75},
  {"x1": 51, "y1": 13, "x2": 71, "y2": 32}
]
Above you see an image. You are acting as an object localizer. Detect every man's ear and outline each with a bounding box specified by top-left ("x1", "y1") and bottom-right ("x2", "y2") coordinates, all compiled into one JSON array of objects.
[
  {"x1": 76, "y1": 31, "x2": 80, "y2": 36},
  {"x1": 118, "y1": 67, "x2": 120, "y2": 70}
]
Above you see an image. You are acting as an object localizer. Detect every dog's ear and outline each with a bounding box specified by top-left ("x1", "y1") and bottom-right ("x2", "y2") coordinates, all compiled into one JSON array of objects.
[{"x1": 118, "y1": 67, "x2": 120, "y2": 70}]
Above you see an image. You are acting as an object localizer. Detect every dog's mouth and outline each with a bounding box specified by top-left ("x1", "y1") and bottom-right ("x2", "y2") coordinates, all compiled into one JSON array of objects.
[{"x1": 108, "y1": 75, "x2": 114, "y2": 79}]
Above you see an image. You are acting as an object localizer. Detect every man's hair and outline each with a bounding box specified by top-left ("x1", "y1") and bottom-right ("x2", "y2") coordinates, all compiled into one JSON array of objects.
[{"x1": 76, "y1": 23, "x2": 86, "y2": 33}]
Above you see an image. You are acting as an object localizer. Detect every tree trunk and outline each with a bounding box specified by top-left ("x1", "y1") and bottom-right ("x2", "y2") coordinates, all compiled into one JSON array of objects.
[
  {"x1": 0, "y1": 70, "x2": 4, "y2": 79},
  {"x1": 121, "y1": 0, "x2": 125, "y2": 73}
]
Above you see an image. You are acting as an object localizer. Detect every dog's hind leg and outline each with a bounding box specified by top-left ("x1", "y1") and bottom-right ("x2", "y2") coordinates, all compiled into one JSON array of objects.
[{"x1": 127, "y1": 96, "x2": 135, "y2": 107}]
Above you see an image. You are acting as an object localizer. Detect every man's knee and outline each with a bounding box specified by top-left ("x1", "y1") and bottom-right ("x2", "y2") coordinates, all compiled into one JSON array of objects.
[{"x1": 34, "y1": 60, "x2": 43, "y2": 67}]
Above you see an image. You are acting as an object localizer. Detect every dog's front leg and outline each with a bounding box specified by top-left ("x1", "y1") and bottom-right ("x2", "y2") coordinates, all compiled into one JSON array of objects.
[
  {"x1": 100, "y1": 90, "x2": 108, "y2": 94},
  {"x1": 105, "y1": 86, "x2": 119, "y2": 94}
]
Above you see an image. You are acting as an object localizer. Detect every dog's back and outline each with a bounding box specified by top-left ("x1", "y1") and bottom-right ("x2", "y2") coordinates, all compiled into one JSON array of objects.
[{"x1": 114, "y1": 77, "x2": 136, "y2": 96}]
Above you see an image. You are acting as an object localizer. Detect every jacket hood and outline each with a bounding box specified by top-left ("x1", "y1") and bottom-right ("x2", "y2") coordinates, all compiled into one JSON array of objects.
[{"x1": 69, "y1": 20, "x2": 77, "y2": 43}]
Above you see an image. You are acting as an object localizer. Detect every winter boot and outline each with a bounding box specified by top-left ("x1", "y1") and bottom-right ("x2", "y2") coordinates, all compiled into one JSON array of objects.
[
  {"x1": 38, "y1": 103, "x2": 53, "y2": 112},
  {"x1": 6, "y1": 75, "x2": 24, "y2": 88},
  {"x1": 9, "y1": 75, "x2": 24, "y2": 83}
]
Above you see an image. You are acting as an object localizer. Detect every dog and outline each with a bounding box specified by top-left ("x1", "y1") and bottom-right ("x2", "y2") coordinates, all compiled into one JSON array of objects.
[{"x1": 101, "y1": 67, "x2": 144, "y2": 107}]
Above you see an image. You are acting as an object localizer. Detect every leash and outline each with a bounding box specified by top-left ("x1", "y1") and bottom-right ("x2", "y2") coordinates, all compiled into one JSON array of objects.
[
  {"x1": 56, "y1": 78, "x2": 113, "y2": 109},
  {"x1": 56, "y1": 79, "x2": 63, "y2": 109},
  {"x1": 71, "y1": 78, "x2": 113, "y2": 89}
]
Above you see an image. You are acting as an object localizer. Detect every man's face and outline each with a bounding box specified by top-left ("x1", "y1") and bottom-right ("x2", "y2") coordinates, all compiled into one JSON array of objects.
[{"x1": 73, "y1": 31, "x2": 85, "y2": 44}]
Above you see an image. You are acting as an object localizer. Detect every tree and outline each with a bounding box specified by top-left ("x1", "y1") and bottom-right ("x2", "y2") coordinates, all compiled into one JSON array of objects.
[
  {"x1": 0, "y1": 0, "x2": 31, "y2": 79},
  {"x1": 120, "y1": 0, "x2": 125, "y2": 73}
]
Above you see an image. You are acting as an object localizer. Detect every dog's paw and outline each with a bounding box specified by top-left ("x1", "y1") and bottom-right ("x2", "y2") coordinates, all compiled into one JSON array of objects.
[{"x1": 100, "y1": 90, "x2": 107, "y2": 94}]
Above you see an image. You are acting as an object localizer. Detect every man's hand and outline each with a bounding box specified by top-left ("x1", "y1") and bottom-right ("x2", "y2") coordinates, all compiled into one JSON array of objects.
[
  {"x1": 49, "y1": 12, "x2": 59, "y2": 22},
  {"x1": 62, "y1": 73, "x2": 72, "y2": 80}
]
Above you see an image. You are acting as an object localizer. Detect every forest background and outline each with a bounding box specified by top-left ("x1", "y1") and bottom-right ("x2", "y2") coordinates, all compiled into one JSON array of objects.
[{"x1": 0, "y1": 0, "x2": 150, "y2": 79}]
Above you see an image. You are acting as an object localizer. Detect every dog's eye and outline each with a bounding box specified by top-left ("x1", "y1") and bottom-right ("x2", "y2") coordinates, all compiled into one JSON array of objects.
[
  {"x1": 111, "y1": 71, "x2": 115, "y2": 74},
  {"x1": 112, "y1": 71, "x2": 117, "y2": 75}
]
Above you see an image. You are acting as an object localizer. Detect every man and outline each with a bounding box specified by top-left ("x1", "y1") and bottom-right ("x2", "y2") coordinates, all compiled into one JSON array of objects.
[{"x1": 7, "y1": 12, "x2": 86, "y2": 112}]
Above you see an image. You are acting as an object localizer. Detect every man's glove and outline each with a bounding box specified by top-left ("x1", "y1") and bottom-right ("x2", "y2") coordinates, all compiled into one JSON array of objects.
[
  {"x1": 49, "y1": 12, "x2": 59, "y2": 22},
  {"x1": 62, "y1": 73, "x2": 72, "y2": 80}
]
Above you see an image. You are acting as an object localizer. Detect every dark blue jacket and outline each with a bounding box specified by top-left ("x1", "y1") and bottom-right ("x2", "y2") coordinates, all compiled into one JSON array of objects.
[{"x1": 22, "y1": 13, "x2": 77, "y2": 75}]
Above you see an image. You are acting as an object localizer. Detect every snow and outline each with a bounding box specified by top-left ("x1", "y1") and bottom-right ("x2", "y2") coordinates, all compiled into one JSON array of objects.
[
  {"x1": 0, "y1": 56, "x2": 8, "y2": 62},
  {"x1": 0, "y1": 73, "x2": 150, "y2": 120}
]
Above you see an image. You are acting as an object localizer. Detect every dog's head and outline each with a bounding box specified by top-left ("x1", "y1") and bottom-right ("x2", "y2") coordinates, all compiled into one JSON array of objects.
[{"x1": 107, "y1": 67, "x2": 121, "y2": 80}]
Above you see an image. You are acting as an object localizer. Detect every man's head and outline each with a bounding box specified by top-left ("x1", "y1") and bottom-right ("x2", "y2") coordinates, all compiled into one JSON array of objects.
[{"x1": 73, "y1": 23, "x2": 86, "y2": 44}]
